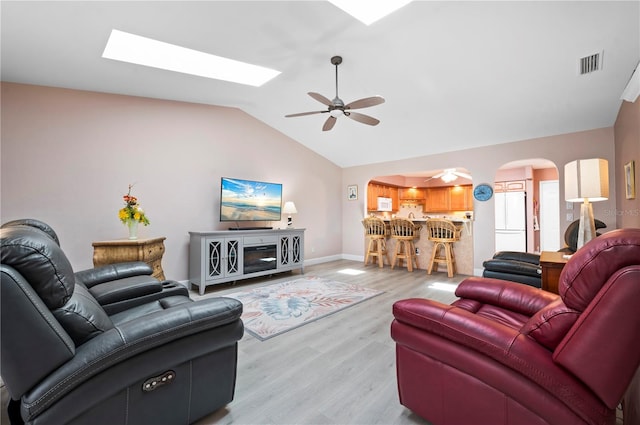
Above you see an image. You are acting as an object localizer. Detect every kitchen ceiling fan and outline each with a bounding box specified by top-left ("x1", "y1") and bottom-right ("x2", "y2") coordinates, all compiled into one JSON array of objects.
[
  {"x1": 425, "y1": 168, "x2": 473, "y2": 183},
  {"x1": 285, "y1": 56, "x2": 385, "y2": 131}
]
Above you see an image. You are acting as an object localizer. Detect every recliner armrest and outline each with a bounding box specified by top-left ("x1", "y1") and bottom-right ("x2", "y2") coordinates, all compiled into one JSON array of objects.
[
  {"x1": 88, "y1": 275, "x2": 163, "y2": 306},
  {"x1": 75, "y1": 262, "x2": 154, "y2": 288},
  {"x1": 455, "y1": 277, "x2": 558, "y2": 316}
]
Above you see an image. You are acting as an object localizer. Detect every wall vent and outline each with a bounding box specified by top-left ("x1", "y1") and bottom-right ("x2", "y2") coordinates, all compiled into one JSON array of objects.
[{"x1": 579, "y1": 51, "x2": 603, "y2": 75}]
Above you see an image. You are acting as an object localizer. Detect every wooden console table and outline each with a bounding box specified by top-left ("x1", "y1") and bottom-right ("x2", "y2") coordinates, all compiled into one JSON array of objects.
[
  {"x1": 92, "y1": 237, "x2": 166, "y2": 280},
  {"x1": 539, "y1": 251, "x2": 570, "y2": 294}
]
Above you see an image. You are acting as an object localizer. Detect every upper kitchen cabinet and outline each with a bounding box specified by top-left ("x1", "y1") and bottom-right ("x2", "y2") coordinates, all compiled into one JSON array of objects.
[
  {"x1": 398, "y1": 187, "x2": 425, "y2": 201},
  {"x1": 367, "y1": 182, "x2": 399, "y2": 211},
  {"x1": 494, "y1": 180, "x2": 526, "y2": 192},
  {"x1": 425, "y1": 185, "x2": 473, "y2": 212}
]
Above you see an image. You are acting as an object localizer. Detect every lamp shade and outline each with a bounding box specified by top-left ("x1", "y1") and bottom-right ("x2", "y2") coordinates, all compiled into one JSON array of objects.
[
  {"x1": 283, "y1": 201, "x2": 297, "y2": 214},
  {"x1": 565, "y1": 158, "x2": 609, "y2": 202}
]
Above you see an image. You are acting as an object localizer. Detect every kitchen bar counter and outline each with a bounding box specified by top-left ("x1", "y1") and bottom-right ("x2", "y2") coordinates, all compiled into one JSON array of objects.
[{"x1": 366, "y1": 218, "x2": 473, "y2": 276}]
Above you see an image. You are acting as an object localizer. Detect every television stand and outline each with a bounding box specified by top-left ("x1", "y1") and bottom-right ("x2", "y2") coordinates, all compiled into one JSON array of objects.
[
  {"x1": 189, "y1": 229, "x2": 305, "y2": 295},
  {"x1": 228, "y1": 226, "x2": 273, "y2": 231}
]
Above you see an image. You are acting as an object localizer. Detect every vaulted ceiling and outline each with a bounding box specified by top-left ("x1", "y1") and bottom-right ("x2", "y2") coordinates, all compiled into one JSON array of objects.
[{"x1": 2, "y1": 1, "x2": 638, "y2": 168}]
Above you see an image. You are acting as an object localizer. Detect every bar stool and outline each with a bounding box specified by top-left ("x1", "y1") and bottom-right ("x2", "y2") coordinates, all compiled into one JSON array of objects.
[
  {"x1": 362, "y1": 216, "x2": 389, "y2": 267},
  {"x1": 390, "y1": 218, "x2": 421, "y2": 272},
  {"x1": 425, "y1": 218, "x2": 460, "y2": 278}
]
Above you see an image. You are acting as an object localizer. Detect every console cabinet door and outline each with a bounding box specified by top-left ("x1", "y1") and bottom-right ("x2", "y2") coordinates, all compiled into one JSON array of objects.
[
  {"x1": 278, "y1": 235, "x2": 291, "y2": 268},
  {"x1": 206, "y1": 237, "x2": 242, "y2": 281},
  {"x1": 278, "y1": 232, "x2": 304, "y2": 269}
]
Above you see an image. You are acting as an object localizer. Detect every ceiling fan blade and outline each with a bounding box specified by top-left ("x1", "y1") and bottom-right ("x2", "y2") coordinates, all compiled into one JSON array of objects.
[
  {"x1": 346, "y1": 111, "x2": 380, "y2": 126},
  {"x1": 308, "y1": 92, "x2": 333, "y2": 106},
  {"x1": 322, "y1": 116, "x2": 337, "y2": 131},
  {"x1": 345, "y1": 96, "x2": 385, "y2": 110},
  {"x1": 455, "y1": 171, "x2": 473, "y2": 180},
  {"x1": 424, "y1": 172, "x2": 445, "y2": 181},
  {"x1": 285, "y1": 110, "x2": 327, "y2": 118}
]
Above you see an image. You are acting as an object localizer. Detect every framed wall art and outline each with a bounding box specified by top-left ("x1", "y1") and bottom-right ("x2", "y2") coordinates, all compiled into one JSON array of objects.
[
  {"x1": 347, "y1": 184, "x2": 358, "y2": 200},
  {"x1": 625, "y1": 160, "x2": 636, "y2": 200}
]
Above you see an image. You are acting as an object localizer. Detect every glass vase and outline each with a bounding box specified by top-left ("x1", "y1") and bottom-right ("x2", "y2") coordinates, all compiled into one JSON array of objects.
[{"x1": 127, "y1": 219, "x2": 139, "y2": 240}]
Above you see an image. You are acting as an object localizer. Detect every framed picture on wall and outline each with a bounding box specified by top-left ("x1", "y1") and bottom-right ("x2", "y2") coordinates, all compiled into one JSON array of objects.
[
  {"x1": 347, "y1": 184, "x2": 358, "y2": 200},
  {"x1": 625, "y1": 160, "x2": 636, "y2": 200}
]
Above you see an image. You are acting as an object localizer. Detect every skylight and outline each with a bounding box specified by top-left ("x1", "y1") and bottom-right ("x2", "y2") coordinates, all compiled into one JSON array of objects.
[
  {"x1": 328, "y1": 0, "x2": 412, "y2": 25},
  {"x1": 102, "y1": 29, "x2": 281, "y2": 87}
]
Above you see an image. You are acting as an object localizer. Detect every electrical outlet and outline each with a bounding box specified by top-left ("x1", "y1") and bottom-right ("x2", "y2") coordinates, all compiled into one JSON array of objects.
[
  {"x1": 415, "y1": 248, "x2": 420, "y2": 255},
  {"x1": 566, "y1": 213, "x2": 574, "y2": 221},
  {"x1": 566, "y1": 202, "x2": 574, "y2": 210}
]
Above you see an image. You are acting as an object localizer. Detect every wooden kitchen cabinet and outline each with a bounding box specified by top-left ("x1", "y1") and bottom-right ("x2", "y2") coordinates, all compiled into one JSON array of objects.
[
  {"x1": 398, "y1": 187, "x2": 425, "y2": 200},
  {"x1": 424, "y1": 185, "x2": 473, "y2": 212},
  {"x1": 367, "y1": 182, "x2": 399, "y2": 211},
  {"x1": 424, "y1": 187, "x2": 449, "y2": 212},
  {"x1": 449, "y1": 185, "x2": 473, "y2": 210}
]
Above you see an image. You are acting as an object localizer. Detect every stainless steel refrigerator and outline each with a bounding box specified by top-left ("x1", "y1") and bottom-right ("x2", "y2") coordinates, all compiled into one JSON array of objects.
[{"x1": 494, "y1": 191, "x2": 526, "y2": 252}]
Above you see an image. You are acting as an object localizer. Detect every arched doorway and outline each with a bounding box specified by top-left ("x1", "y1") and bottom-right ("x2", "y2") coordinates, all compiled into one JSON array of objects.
[{"x1": 494, "y1": 159, "x2": 559, "y2": 253}]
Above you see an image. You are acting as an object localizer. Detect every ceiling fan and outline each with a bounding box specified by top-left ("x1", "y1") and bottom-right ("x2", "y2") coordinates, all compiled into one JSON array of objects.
[
  {"x1": 425, "y1": 168, "x2": 473, "y2": 183},
  {"x1": 285, "y1": 56, "x2": 385, "y2": 131}
]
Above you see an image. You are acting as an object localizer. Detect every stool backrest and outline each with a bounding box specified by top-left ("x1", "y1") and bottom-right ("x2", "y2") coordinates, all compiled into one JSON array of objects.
[
  {"x1": 362, "y1": 217, "x2": 388, "y2": 236},
  {"x1": 426, "y1": 219, "x2": 459, "y2": 242},
  {"x1": 390, "y1": 218, "x2": 421, "y2": 238}
]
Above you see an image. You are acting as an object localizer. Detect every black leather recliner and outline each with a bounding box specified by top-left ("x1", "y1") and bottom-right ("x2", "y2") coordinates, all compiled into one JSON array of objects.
[
  {"x1": 1, "y1": 224, "x2": 244, "y2": 424},
  {"x1": 482, "y1": 219, "x2": 607, "y2": 288}
]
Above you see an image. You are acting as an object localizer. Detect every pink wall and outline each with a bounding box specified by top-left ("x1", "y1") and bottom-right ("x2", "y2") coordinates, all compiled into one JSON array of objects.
[
  {"x1": 614, "y1": 99, "x2": 640, "y2": 228},
  {"x1": 1, "y1": 83, "x2": 343, "y2": 281}
]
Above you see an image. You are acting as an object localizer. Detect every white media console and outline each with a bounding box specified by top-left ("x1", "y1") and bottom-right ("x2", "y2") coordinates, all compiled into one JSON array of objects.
[{"x1": 188, "y1": 228, "x2": 305, "y2": 295}]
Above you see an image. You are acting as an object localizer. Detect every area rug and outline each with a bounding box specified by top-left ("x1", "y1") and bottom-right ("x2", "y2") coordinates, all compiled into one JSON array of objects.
[{"x1": 224, "y1": 276, "x2": 383, "y2": 340}]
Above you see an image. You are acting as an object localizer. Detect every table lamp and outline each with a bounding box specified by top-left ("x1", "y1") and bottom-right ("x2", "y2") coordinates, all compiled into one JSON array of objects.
[
  {"x1": 564, "y1": 158, "x2": 609, "y2": 250},
  {"x1": 283, "y1": 201, "x2": 297, "y2": 227}
]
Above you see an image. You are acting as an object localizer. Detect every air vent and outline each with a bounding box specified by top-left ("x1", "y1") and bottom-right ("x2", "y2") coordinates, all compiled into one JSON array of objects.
[{"x1": 579, "y1": 51, "x2": 603, "y2": 75}]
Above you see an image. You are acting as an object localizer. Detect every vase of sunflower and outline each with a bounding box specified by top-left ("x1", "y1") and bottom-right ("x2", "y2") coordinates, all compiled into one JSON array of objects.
[{"x1": 119, "y1": 184, "x2": 150, "y2": 240}]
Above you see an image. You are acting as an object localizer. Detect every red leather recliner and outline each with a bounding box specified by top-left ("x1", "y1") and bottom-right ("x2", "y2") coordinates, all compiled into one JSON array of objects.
[{"x1": 391, "y1": 228, "x2": 640, "y2": 425}]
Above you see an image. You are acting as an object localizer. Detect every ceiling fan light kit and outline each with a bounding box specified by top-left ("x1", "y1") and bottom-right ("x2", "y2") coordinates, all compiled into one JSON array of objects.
[
  {"x1": 425, "y1": 168, "x2": 473, "y2": 183},
  {"x1": 285, "y1": 56, "x2": 385, "y2": 131}
]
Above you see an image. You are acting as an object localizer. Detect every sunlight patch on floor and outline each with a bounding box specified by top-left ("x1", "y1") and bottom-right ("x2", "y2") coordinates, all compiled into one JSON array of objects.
[
  {"x1": 338, "y1": 268, "x2": 366, "y2": 276},
  {"x1": 428, "y1": 282, "x2": 458, "y2": 292}
]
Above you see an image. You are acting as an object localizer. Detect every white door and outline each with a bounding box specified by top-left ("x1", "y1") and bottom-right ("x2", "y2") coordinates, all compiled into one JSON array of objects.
[{"x1": 540, "y1": 180, "x2": 560, "y2": 251}]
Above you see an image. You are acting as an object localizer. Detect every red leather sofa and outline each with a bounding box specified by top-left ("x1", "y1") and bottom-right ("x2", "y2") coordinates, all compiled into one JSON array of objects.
[{"x1": 391, "y1": 228, "x2": 640, "y2": 425}]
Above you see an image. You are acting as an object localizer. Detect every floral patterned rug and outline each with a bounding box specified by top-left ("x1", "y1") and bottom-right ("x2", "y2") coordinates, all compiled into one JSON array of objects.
[{"x1": 224, "y1": 276, "x2": 383, "y2": 340}]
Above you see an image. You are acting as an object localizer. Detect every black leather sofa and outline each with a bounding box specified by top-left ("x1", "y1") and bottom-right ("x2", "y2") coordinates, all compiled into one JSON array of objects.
[
  {"x1": 1, "y1": 221, "x2": 244, "y2": 424},
  {"x1": 482, "y1": 219, "x2": 606, "y2": 288}
]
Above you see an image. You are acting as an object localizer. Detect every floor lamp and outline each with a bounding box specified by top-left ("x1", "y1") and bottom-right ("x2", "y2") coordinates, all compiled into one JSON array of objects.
[
  {"x1": 283, "y1": 201, "x2": 297, "y2": 227},
  {"x1": 564, "y1": 158, "x2": 609, "y2": 250}
]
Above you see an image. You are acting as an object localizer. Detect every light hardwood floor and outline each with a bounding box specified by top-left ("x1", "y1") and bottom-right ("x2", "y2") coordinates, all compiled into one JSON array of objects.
[{"x1": 191, "y1": 259, "x2": 462, "y2": 425}]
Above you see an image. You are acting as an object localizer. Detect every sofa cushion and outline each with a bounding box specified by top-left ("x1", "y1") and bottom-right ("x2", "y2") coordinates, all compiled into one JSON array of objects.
[
  {"x1": 521, "y1": 298, "x2": 579, "y2": 350},
  {"x1": 0, "y1": 226, "x2": 74, "y2": 309},
  {"x1": 52, "y1": 284, "x2": 114, "y2": 346}
]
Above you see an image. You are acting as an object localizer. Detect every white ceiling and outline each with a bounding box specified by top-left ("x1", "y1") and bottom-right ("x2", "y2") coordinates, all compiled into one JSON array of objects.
[{"x1": 2, "y1": 1, "x2": 638, "y2": 169}]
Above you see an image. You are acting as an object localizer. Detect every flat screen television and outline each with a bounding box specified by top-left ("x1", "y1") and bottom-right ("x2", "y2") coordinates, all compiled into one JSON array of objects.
[{"x1": 220, "y1": 177, "x2": 283, "y2": 223}]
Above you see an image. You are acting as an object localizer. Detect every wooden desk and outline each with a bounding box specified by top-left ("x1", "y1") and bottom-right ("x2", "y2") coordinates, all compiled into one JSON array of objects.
[
  {"x1": 539, "y1": 251, "x2": 570, "y2": 294},
  {"x1": 92, "y1": 237, "x2": 166, "y2": 280}
]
